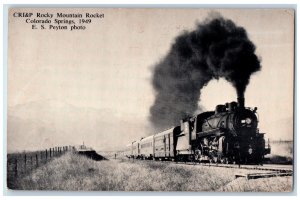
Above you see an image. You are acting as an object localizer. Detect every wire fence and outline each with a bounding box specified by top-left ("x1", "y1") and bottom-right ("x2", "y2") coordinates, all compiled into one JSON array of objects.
[{"x1": 7, "y1": 145, "x2": 74, "y2": 189}]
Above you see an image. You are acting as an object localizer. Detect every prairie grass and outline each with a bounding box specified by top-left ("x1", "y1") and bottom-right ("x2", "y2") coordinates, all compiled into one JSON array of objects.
[
  {"x1": 218, "y1": 176, "x2": 293, "y2": 192},
  {"x1": 10, "y1": 152, "x2": 292, "y2": 192}
]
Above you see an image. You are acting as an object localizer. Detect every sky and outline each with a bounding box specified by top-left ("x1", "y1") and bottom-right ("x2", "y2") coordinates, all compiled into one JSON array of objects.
[{"x1": 7, "y1": 8, "x2": 294, "y2": 152}]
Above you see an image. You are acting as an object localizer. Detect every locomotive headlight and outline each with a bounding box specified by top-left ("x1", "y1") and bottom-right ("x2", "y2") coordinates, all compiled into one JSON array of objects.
[{"x1": 245, "y1": 118, "x2": 252, "y2": 124}]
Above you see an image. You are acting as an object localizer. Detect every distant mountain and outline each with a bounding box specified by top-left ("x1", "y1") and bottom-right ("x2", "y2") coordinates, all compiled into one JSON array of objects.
[
  {"x1": 7, "y1": 100, "x2": 149, "y2": 153},
  {"x1": 7, "y1": 115, "x2": 70, "y2": 153}
]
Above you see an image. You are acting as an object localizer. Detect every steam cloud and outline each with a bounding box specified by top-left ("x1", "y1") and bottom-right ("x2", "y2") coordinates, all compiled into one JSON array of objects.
[{"x1": 150, "y1": 15, "x2": 261, "y2": 131}]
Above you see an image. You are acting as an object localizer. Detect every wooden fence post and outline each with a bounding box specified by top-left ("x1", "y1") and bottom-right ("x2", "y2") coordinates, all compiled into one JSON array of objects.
[
  {"x1": 15, "y1": 158, "x2": 18, "y2": 177},
  {"x1": 46, "y1": 149, "x2": 48, "y2": 160},
  {"x1": 36, "y1": 154, "x2": 38, "y2": 167},
  {"x1": 24, "y1": 154, "x2": 27, "y2": 171}
]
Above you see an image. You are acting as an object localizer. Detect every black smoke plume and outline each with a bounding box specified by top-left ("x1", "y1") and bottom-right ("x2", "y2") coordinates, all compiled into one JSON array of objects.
[{"x1": 150, "y1": 15, "x2": 261, "y2": 131}]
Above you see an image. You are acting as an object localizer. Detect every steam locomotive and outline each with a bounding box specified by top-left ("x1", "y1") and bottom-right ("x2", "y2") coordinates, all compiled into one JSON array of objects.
[{"x1": 125, "y1": 98, "x2": 271, "y2": 164}]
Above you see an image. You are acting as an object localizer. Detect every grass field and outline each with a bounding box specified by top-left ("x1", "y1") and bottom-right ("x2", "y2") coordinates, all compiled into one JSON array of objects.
[{"x1": 8, "y1": 152, "x2": 293, "y2": 192}]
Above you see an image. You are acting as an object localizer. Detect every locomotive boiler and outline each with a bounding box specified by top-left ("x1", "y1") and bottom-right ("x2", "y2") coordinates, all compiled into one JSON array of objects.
[{"x1": 126, "y1": 98, "x2": 271, "y2": 164}]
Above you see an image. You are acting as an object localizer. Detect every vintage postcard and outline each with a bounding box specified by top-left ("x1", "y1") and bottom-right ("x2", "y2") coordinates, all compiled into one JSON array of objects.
[{"x1": 6, "y1": 7, "x2": 294, "y2": 192}]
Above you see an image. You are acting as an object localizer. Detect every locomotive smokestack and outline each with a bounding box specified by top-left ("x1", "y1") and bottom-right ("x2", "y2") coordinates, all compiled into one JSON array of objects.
[{"x1": 238, "y1": 97, "x2": 245, "y2": 108}]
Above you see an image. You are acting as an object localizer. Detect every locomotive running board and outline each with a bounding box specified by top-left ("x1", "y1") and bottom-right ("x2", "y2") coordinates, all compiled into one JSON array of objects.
[
  {"x1": 196, "y1": 128, "x2": 224, "y2": 137},
  {"x1": 235, "y1": 171, "x2": 293, "y2": 180}
]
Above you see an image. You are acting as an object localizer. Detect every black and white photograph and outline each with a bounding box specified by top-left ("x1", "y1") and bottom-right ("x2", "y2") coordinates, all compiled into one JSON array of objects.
[{"x1": 5, "y1": 7, "x2": 294, "y2": 192}]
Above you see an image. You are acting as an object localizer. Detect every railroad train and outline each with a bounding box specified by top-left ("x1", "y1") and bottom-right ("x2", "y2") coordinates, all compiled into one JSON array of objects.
[{"x1": 124, "y1": 98, "x2": 271, "y2": 164}]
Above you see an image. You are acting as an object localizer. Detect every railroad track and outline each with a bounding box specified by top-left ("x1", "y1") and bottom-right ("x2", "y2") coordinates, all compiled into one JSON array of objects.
[
  {"x1": 155, "y1": 159, "x2": 291, "y2": 171},
  {"x1": 172, "y1": 161, "x2": 293, "y2": 179},
  {"x1": 196, "y1": 163, "x2": 292, "y2": 173},
  {"x1": 124, "y1": 158, "x2": 293, "y2": 179}
]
